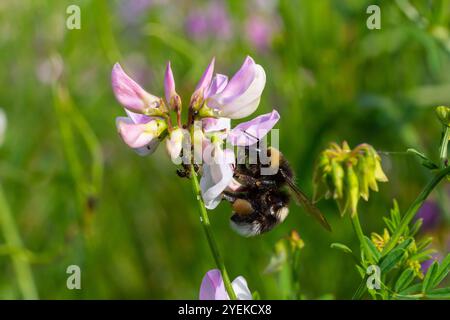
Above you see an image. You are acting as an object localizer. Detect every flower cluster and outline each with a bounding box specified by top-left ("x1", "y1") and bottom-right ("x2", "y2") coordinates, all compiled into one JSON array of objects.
[
  {"x1": 112, "y1": 56, "x2": 280, "y2": 209},
  {"x1": 313, "y1": 142, "x2": 388, "y2": 216}
]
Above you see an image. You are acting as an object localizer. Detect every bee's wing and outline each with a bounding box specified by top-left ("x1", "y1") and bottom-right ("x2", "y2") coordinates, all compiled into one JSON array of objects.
[{"x1": 281, "y1": 171, "x2": 332, "y2": 231}]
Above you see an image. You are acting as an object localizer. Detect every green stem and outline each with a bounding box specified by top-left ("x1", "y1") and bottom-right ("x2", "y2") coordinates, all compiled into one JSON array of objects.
[
  {"x1": 382, "y1": 165, "x2": 450, "y2": 255},
  {"x1": 190, "y1": 165, "x2": 237, "y2": 300},
  {"x1": 351, "y1": 214, "x2": 371, "y2": 261},
  {"x1": 439, "y1": 125, "x2": 449, "y2": 168},
  {"x1": 0, "y1": 185, "x2": 38, "y2": 299}
]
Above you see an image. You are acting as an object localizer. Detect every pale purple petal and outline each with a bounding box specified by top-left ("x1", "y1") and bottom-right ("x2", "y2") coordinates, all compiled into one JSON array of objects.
[
  {"x1": 231, "y1": 276, "x2": 252, "y2": 300},
  {"x1": 199, "y1": 269, "x2": 252, "y2": 300},
  {"x1": 205, "y1": 74, "x2": 228, "y2": 98},
  {"x1": 195, "y1": 57, "x2": 215, "y2": 93},
  {"x1": 208, "y1": 56, "x2": 266, "y2": 119},
  {"x1": 201, "y1": 144, "x2": 235, "y2": 209},
  {"x1": 125, "y1": 109, "x2": 151, "y2": 124},
  {"x1": 112, "y1": 63, "x2": 160, "y2": 113},
  {"x1": 228, "y1": 110, "x2": 280, "y2": 146},
  {"x1": 199, "y1": 269, "x2": 228, "y2": 300},
  {"x1": 116, "y1": 117, "x2": 157, "y2": 149},
  {"x1": 164, "y1": 61, "x2": 176, "y2": 105},
  {"x1": 134, "y1": 139, "x2": 160, "y2": 156},
  {"x1": 202, "y1": 117, "x2": 230, "y2": 133},
  {"x1": 165, "y1": 128, "x2": 185, "y2": 162},
  {"x1": 211, "y1": 56, "x2": 255, "y2": 102}
]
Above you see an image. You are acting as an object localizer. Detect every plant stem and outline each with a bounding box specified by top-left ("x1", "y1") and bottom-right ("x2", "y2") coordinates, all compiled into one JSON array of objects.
[
  {"x1": 0, "y1": 185, "x2": 38, "y2": 299},
  {"x1": 382, "y1": 165, "x2": 450, "y2": 255},
  {"x1": 439, "y1": 125, "x2": 449, "y2": 168},
  {"x1": 351, "y1": 214, "x2": 371, "y2": 261},
  {"x1": 190, "y1": 165, "x2": 237, "y2": 300}
]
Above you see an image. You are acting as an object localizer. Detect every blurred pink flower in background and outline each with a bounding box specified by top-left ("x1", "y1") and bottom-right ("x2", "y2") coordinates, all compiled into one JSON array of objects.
[
  {"x1": 245, "y1": 15, "x2": 274, "y2": 52},
  {"x1": 199, "y1": 269, "x2": 252, "y2": 300},
  {"x1": 0, "y1": 109, "x2": 6, "y2": 147},
  {"x1": 244, "y1": 0, "x2": 280, "y2": 52},
  {"x1": 415, "y1": 200, "x2": 442, "y2": 233},
  {"x1": 120, "y1": 0, "x2": 156, "y2": 24},
  {"x1": 185, "y1": 1, "x2": 232, "y2": 41}
]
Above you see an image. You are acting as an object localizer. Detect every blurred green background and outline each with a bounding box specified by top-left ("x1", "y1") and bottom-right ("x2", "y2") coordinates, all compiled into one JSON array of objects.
[{"x1": 0, "y1": 0, "x2": 449, "y2": 299}]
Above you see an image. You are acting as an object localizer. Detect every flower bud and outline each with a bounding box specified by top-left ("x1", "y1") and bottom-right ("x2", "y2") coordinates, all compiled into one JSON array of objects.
[
  {"x1": 166, "y1": 127, "x2": 185, "y2": 164},
  {"x1": 436, "y1": 106, "x2": 450, "y2": 127},
  {"x1": 313, "y1": 142, "x2": 388, "y2": 217},
  {"x1": 346, "y1": 164, "x2": 359, "y2": 217},
  {"x1": 164, "y1": 62, "x2": 182, "y2": 112}
]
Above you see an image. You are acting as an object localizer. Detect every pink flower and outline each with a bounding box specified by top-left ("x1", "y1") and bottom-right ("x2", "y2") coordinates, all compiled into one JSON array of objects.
[
  {"x1": 185, "y1": 1, "x2": 232, "y2": 41},
  {"x1": 245, "y1": 14, "x2": 276, "y2": 52},
  {"x1": 228, "y1": 110, "x2": 280, "y2": 146},
  {"x1": 116, "y1": 110, "x2": 166, "y2": 156},
  {"x1": 199, "y1": 269, "x2": 252, "y2": 300},
  {"x1": 111, "y1": 63, "x2": 163, "y2": 115},
  {"x1": 207, "y1": 56, "x2": 266, "y2": 119}
]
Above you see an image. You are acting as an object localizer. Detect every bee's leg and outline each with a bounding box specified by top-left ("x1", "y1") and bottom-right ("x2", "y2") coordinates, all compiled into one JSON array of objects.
[
  {"x1": 222, "y1": 190, "x2": 249, "y2": 203},
  {"x1": 222, "y1": 192, "x2": 237, "y2": 203},
  {"x1": 234, "y1": 172, "x2": 277, "y2": 189}
]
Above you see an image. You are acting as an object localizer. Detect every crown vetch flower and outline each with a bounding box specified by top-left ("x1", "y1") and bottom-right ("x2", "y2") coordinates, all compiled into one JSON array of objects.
[
  {"x1": 112, "y1": 63, "x2": 166, "y2": 116},
  {"x1": 206, "y1": 56, "x2": 266, "y2": 119},
  {"x1": 116, "y1": 110, "x2": 167, "y2": 156},
  {"x1": 112, "y1": 56, "x2": 279, "y2": 207},
  {"x1": 199, "y1": 269, "x2": 252, "y2": 300}
]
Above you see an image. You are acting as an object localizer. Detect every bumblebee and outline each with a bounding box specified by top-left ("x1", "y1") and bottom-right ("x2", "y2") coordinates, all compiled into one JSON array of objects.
[{"x1": 223, "y1": 147, "x2": 331, "y2": 237}]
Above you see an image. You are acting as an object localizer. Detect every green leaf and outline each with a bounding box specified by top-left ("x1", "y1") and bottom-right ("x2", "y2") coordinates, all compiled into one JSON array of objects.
[
  {"x1": 409, "y1": 218, "x2": 423, "y2": 237},
  {"x1": 355, "y1": 265, "x2": 366, "y2": 278},
  {"x1": 431, "y1": 254, "x2": 450, "y2": 288},
  {"x1": 424, "y1": 287, "x2": 450, "y2": 299},
  {"x1": 409, "y1": 249, "x2": 435, "y2": 262},
  {"x1": 382, "y1": 217, "x2": 396, "y2": 234},
  {"x1": 406, "y1": 148, "x2": 438, "y2": 169},
  {"x1": 395, "y1": 237, "x2": 413, "y2": 252},
  {"x1": 330, "y1": 243, "x2": 353, "y2": 255},
  {"x1": 422, "y1": 261, "x2": 439, "y2": 293},
  {"x1": 380, "y1": 248, "x2": 405, "y2": 273},
  {"x1": 399, "y1": 283, "x2": 422, "y2": 295},
  {"x1": 395, "y1": 268, "x2": 416, "y2": 293},
  {"x1": 363, "y1": 236, "x2": 381, "y2": 263},
  {"x1": 416, "y1": 237, "x2": 433, "y2": 251}
]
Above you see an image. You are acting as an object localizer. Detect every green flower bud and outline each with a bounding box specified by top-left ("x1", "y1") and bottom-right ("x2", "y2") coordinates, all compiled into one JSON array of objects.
[
  {"x1": 356, "y1": 156, "x2": 370, "y2": 201},
  {"x1": 312, "y1": 141, "x2": 388, "y2": 218},
  {"x1": 331, "y1": 159, "x2": 344, "y2": 199},
  {"x1": 436, "y1": 106, "x2": 450, "y2": 127},
  {"x1": 346, "y1": 164, "x2": 359, "y2": 217}
]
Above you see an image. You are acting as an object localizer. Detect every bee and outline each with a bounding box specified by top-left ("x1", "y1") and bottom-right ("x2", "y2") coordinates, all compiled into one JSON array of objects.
[{"x1": 222, "y1": 146, "x2": 331, "y2": 237}]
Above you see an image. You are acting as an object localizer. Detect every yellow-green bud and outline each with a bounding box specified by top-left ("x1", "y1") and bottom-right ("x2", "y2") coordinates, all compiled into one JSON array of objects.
[{"x1": 436, "y1": 106, "x2": 450, "y2": 127}]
